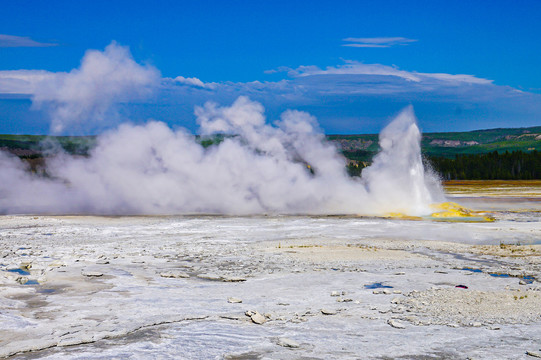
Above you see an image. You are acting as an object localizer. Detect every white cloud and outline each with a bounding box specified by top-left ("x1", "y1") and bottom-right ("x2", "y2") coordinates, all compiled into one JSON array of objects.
[
  {"x1": 290, "y1": 62, "x2": 423, "y2": 82},
  {"x1": 288, "y1": 61, "x2": 493, "y2": 85},
  {"x1": 32, "y1": 42, "x2": 161, "y2": 133},
  {"x1": 415, "y1": 72, "x2": 493, "y2": 85},
  {"x1": 342, "y1": 37, "x2": 417, "y2": 48},
  {"x1": 173, "y1": 76, "x2": 217, "y2": 89},
  {"x1": 343, "y1": 44, "x2": 392, "y2": 48},
  {"x1": 0, "y1": 34, "x2": 57, "y2": 47},
  {"x1": 163, "y1": 61, "x2": 535, "y2": 132},
  {"x1": 0, "y1": 70, "x2": 57, "y2": 94}
]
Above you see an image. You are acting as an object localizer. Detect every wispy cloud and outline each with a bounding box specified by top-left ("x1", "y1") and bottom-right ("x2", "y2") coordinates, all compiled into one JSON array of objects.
[
  {"x1": 0, "y1": 34, "x2": 58, "y2": 48},
  {"x1": 0, "y1": 70, "x2": 57, "y2": 94},
  {"x1": 342, "y1": 37, "x2": 417, "y2": 48},
  {"x1": 290, "y1": 62, "x2": 422, "y2": 82},
  {"x1": 287, "y1": 61, "x2": 493, "y2": 85},
  {"x1": 172, "y1": 76, "x2": 217, "y2": 89}
]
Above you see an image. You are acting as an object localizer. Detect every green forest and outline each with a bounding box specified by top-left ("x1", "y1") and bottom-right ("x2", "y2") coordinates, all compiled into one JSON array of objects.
[
  {"x1": 345, "y1": 151, "x2": 541, "y2": 180},
  {"x1": 429, "y1": 150, "x2": 541, "y2": 180}
]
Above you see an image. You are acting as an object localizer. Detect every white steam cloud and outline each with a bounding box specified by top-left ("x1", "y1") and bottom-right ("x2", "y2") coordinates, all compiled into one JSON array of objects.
[
  {"x1": 0, "y1": 96, "x2": 443, "y2": 216},
  {"x1": 0, "y1": 43, "x2": 444, "y2": 215},
  {"x1": 32, "y1": 42, "x2": 160, "y2": 134}
]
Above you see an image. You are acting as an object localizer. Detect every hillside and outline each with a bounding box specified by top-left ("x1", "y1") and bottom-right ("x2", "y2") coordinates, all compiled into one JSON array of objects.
[
  {"x1": 329, "y1": 126, "x2": 541, "y2": 179},
  {"x1": 329, "y1": 126, "x2": 541, "y2": 160},
  {"x1": 0, "y1": 134, "x2": 96, "y2": 157},
  {"x1": 1, "y1": 126, "x2": 540, "y2": 179}
]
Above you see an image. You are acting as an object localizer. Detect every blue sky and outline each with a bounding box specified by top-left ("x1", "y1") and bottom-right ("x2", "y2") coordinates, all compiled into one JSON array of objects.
[{"x1": 1, "y1": 0, "x2": 541, "y2": 135}]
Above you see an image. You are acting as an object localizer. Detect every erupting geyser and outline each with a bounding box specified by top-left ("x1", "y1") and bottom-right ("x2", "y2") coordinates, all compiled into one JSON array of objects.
[
  {"x1": 362, "y1": 105, "x2": 445, "y2": 215},
  {"x1": 0, "y1": 97, "x2": 445, "y2": 215}
]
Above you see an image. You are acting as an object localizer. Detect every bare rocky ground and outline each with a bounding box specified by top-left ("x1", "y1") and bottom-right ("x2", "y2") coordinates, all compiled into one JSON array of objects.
[{"x1": 0, "y1": 207, "x2": 540, "y2": 359}]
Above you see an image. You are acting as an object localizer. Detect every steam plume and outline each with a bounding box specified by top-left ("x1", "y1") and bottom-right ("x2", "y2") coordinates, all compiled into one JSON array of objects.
[
  {"x1": 0, "y1": 96, "x2": 443, "y2": 215},
  {"x1": 31, "y1": 42, "x2": 160, "y2": 134}
]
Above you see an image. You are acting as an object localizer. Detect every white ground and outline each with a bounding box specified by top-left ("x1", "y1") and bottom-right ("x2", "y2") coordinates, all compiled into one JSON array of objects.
[{"x1": 1, "y1": 195, "x2": 541, "y2": 359}]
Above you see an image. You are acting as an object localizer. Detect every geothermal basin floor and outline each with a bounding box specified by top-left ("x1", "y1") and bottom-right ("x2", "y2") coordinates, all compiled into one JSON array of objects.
[{"x1": 1, "y1": 195, "x2": 541, "y2": 359}]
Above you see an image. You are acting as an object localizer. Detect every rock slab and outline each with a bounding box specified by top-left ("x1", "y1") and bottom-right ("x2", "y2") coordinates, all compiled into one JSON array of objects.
[
  {"x1": 277, "y1": 337, "x2": 300, "y2": 348},
  {"x1": 250, "y1": 312, "x2": 266, "y2": 324},
  {"x1": 388, "y1": 319, "x2": 406, "y2": 329}
]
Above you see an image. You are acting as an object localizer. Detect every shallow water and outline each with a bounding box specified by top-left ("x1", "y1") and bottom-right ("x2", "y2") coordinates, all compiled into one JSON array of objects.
[{"x1": 445, "y1": 180, "x2": 541, "y2": 213}]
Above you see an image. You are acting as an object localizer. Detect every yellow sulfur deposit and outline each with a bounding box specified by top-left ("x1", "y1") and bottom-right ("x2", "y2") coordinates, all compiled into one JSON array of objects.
[
  {"x1": 383, "y1": 202, "x2": 495, "y2": 222},
  {"x1": 430, "y1": 202, "x2": 472, "y2": 217},
  {"x1": 385, "y1": 213, "x2": 423, "y2": 221},
  {"x1": 429, "y1": 202, "x2": 495, "y2": 222}
]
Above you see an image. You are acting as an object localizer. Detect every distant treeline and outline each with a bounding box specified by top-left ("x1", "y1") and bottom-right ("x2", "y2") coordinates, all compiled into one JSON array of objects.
[
  {"x1": 344, "y1": 150, "x2": 541, "y2": 180},
  {"x1": 2, "y1": 133, "x2": 541, "y2": 180},
  {"x1": 429, "y1": 150, "x2": 541, "y2": 180}
]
